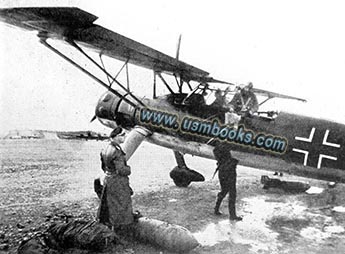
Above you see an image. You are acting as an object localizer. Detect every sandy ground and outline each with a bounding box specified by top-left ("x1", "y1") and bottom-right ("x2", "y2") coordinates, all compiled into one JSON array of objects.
[{"x1": 1, "y1": 140, "x2": 345, "y2": 253}]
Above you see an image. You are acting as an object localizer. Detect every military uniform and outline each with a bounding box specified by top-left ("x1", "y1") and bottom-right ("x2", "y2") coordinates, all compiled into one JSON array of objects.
[
  {"x1": 210, "y1": 89, "x2": 225, "y2": 108},
  {"x1": 213, "y1": 143, "x2": 242, "y2": 220},
  {"x1": 229, "y1": 89, "x2": 259, "y2": 115},
  {"x1": 98, "y1": 141, "x2": 134, "y2": 228}
]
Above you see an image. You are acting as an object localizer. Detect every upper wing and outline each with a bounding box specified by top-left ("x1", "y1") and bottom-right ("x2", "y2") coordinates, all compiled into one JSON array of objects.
[
  {"x1": 252, "y1": 87, "x2": 306, "y2": 102},
  {"x1": 0, "y1": 7, "x2": 220, "y2": 83}
]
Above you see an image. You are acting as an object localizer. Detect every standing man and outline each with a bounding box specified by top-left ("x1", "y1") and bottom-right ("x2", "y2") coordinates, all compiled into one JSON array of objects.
[
  {"x1": 98, "y1": 127, "x2": 134, "y2": 232},
  {"x1": 213, "y1": 142, "x2": 243, "y2": 221}
]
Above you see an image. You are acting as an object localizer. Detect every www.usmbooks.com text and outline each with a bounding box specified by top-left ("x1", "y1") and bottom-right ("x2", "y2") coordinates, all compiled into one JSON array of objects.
[{"x1": 139, "y1": 108, "x2": 287, "y2": 153}]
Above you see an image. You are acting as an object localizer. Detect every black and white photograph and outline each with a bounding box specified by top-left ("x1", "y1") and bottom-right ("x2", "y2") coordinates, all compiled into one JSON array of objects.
[{"x1": 1, "y1": 1, "x2": 345, "y2": 253}]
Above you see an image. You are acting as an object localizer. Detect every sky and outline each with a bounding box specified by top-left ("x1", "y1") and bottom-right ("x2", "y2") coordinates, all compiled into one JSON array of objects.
[{"x1": 1, "y1": 0, "x2": 345, "y2": 135}]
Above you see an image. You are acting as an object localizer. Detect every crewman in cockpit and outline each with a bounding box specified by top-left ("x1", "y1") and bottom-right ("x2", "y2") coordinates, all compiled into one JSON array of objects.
[
  {"x1": 210, "y1": 89, "x2": 225, "y2": 108},
  {"x1": 230, "y1": 82, "x2": 259, "y2": 116},
  {"x1": 222, "y1": 82, "x2": 258, "y2": 126}
]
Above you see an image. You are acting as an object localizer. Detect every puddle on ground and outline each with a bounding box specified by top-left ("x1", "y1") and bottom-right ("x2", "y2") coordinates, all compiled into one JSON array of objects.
[
  {"x1": 306, "y1": 186, "x2": 324, "y2": 194},
  {"x1": 193, "y1": 196, "x2": 344, "y2": 253},
  {"x1": 324, "y1": 225, "x2": 345, "y2": 234},
  {"x1": 193, "y1": 220, "x2": 232, "y2": 246},
  {"x1": 333, "y1": 206, "x2": 345, "y2": 213},
  {"x1": 300, "y1": 227, "x2": 330, "y2": 241},
  {"x1": 193, "y1": 196, "x2": 297, "y2": 252}
]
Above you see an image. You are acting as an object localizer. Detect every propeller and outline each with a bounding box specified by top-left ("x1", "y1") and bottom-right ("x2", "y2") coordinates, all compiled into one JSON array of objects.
[{"x1": 90, "y1": 115, "x2": 97, "y2": 123}]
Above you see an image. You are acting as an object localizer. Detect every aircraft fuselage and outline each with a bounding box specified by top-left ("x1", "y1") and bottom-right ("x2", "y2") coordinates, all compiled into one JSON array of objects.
[{"x1": 96, "y1": 91, "x2": 345, "y2": 182}]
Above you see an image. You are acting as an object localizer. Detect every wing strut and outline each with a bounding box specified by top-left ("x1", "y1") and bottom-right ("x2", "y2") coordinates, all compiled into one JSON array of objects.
[
  {"x1": 67, "y1": 40, "x2": 144, "y2": 106},
  {"x1": 98, "y1": 54, "x2": 112, "y2": 85},
  {"x1": 174, "y1": 74, "x2": 182, "y2": 93},
  {"x1": 126, "y1": 62, "x2": 130, "y2": 92},
  {"x1": 153, "y1": 71, "x2": 157, "y2": 99},
  {"x1": 110, "y1": 58, "x2": 130, "y2": 87},
  {"x1": 156, "y1": 72, "x2": 175, "y2": 95},
  {"x1": 99, "y1": 53, "x2": 129, "y2": 89},
  {"x1": 258, "y1": 97, "x2": 272, "y2": 106},
  {"x1": 186, "y1": 81, "x2": 193, "y2": 91},
  {"x1": 38, "y1": 36, "x2": 138, "y2": 109}
]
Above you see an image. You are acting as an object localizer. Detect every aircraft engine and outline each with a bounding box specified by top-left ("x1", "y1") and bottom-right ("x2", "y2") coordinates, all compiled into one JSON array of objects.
[{"x1": 95, "y1": 91, "x2": 138, "y2": 129}]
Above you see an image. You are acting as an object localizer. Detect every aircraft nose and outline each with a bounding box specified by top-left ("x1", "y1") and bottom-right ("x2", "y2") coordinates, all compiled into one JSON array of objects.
[
  {"x1": 95, "y1": 91, "x2": 138, "y2": 129},
  {"x1": 96, "y1": 92, "x2": 118, "y2": 120},
  {"x1": 95, "y1": 92, "x2": 120, "y2": 128}
]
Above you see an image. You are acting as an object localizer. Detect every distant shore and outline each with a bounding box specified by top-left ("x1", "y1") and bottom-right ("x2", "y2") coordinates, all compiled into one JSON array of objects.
[{"x1": 2, "y1": 129, "x2": 108, "y2": 140}]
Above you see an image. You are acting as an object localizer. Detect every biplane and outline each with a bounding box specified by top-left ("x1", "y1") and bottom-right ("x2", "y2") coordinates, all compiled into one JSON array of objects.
[{"x1": 1, "y1": 7, "x2": 345, "y2": 186}]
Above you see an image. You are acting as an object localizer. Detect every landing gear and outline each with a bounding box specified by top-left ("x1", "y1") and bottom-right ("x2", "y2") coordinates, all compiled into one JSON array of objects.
[
  {"x1": 170, "y1": 166, "x2": 205, "y2": 187},
  {"x1": 169, "y1": 151, "x2": 205, "y2": 187}
]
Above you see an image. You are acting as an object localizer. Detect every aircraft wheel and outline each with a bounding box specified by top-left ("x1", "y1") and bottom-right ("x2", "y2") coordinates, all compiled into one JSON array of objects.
[
  {"x1": 172, "y1": 177, "x2": 192, "y2": 187},
  {"x1": 170, "y1": 166, "x2": 205, "y2": 188}
]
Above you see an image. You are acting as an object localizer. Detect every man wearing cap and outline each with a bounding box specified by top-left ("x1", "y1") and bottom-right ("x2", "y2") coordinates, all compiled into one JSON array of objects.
[{"x1": 98, "y1": 127, "x2": 134, "y2": 231}]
